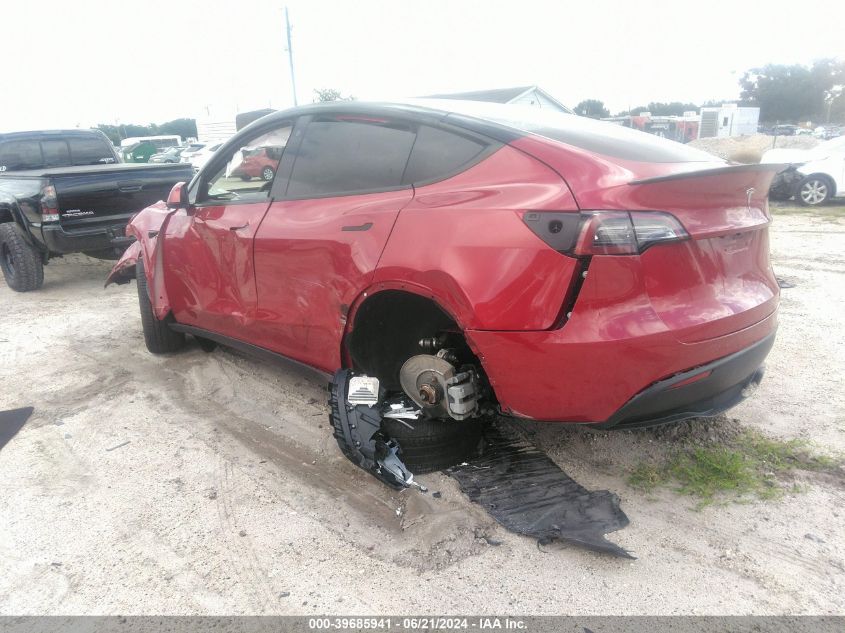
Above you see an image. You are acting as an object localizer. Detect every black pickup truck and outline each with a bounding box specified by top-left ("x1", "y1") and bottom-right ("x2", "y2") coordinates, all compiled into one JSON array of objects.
[{"x1": 0, "y1": 129, "x2": 192, "y2": 291}]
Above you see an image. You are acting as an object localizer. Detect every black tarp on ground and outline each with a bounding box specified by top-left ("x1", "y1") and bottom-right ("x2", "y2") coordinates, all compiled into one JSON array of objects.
[
  {"x1": 0, "y1": 407, "x2": 34, "y2": 452},
  {"x1": 448, "y1": 424, "x2": 633, "y2": 558}
]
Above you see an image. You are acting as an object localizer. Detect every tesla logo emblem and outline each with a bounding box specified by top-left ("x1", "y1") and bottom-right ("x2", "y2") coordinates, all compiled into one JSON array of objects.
[{"x1": 746, "y1": 187, "x2": 756, "y2": 209}]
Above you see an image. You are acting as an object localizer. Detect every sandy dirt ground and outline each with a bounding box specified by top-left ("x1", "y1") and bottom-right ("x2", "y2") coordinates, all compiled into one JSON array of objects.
[
  {"x1": 688, "y1": 133, "x2": 819, "y2": 161},
  {"x1": 1, "y1": 211, "x2": 844, "y2": 615}
]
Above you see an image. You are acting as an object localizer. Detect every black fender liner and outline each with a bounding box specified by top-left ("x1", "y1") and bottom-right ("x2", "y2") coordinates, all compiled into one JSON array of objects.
[{"x1": 328, "y1": 369, "x2": 413, "y2": 490}]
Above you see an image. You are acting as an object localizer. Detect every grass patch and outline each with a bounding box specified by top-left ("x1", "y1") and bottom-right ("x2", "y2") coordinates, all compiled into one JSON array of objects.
[{"x1": 628, "y1": 429, "x2": 839, "y2": 507}]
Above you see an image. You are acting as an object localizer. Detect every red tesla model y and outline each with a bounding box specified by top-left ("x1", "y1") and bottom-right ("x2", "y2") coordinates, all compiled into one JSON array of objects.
[{"x1": 108, "y1": 100, "x2": 779, "y2": 472}]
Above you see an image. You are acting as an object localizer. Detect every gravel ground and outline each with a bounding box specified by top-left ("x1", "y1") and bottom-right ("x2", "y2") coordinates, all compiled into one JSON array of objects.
[{"x1": 0, "y1": 211, "x2": 843, "y2": 615}]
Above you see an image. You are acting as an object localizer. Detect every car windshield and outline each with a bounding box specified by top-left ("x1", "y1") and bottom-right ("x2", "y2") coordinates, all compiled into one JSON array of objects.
[{"x1": 410, "y1": 99, "x2": 719, "y2": 163}]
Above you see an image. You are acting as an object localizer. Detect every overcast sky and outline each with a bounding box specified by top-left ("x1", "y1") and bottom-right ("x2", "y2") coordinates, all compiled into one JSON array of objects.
[{"x1": 1, "y1": 0, "x2": 842, "y2": 132}]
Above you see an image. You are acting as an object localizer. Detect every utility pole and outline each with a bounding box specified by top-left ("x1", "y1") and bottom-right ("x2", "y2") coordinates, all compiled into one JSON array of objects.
[{"x1": 285, "y1": 6, "x2": 298, "y2": 106}]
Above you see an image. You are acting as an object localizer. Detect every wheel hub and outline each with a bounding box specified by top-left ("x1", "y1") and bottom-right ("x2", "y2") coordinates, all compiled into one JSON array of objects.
[{"x1": 801, "y1": 180, "x2": 828, "y2": 204}]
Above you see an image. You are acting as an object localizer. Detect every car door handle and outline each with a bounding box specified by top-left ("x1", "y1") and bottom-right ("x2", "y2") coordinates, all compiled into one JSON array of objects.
[
  {"x1": 118, "y1": 181, "x2": 143, "y2": 192},
  {"x1": 229, "y1": 222, "x2": 250, "y2": 231},
  {"x1": 341, "y1": 222, "x2": 373, "y2": 232}
]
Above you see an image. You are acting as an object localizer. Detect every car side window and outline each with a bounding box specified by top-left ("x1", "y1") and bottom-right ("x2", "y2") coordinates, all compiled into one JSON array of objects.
[
  {"x1": 286, "y1": 117, "x2": 416, "y2": 198},
  {"x1": 198, "y1": 125, "x2": 292, "y2": 205},
  {"x1": 402, "y1": 125, "x2": 489, "y2": 185}
]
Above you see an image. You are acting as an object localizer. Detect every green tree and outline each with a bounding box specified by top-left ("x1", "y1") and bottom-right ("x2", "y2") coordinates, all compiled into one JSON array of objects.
[
  {"x1": 740, "y1": 58, "x2": 845, "y2": 123},
  {"x1": 156, "y1": 118, "x2": 198, "y2": 140},
  {"x1": 828, "y1": 87, "x2": 845, "y2": 124},
  {"x1": 313, "y1": 87, "x2": 354, "y2": 102},
  {"x1": 96, "y1": 123, "x2": 150, "y2": 145},
  {"x1": 574, "y1": 99, "x2": 610, "y2": 118},
  {"x1": 648, "y1": 101, "x2": 701, "y2": 116},
  {"x1": 96, "y1": 119, "x2": 198, "y2": 145}
]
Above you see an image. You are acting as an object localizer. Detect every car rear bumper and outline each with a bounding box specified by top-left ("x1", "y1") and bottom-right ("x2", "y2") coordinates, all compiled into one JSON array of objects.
[
  {"x1": 593, "y1": 331, "x2": 774, "y2": 429},
  {"x1": 41, "y1": 222, "x2": 134, "y2": 254},
  {"x1": 466, "y1": 309, "x2": 777, "y2": 424}
]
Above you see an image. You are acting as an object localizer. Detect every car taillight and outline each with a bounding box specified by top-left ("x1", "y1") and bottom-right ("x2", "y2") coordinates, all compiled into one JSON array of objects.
[
  {"x1": 522, "y1": 211, "x2": 688, "y2": 256},
  {"x1": 40, "y1": 185, "x2": 60, "y2": 222}
]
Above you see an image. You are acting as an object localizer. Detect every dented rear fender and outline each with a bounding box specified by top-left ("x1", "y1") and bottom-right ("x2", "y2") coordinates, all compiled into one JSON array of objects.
[{"x1": 105, "y1": 240, "x2": 141, "y2": 286}]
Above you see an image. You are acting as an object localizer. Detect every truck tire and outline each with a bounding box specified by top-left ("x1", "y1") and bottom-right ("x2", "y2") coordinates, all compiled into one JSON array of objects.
[
  {"x1": 136, "y1": 259, "x2": 185, "y2": 353},
  {"x1": 0, "y1": 223, "x2": 44, "y2": 292},
  {"x1": 381, "y1": 415, "x2": 483, "y2": 474}
]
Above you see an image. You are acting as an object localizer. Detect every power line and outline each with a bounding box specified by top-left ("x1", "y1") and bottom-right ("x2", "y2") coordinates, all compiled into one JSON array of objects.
[{"x1": 285, "y1": 6, "x2": 298, "y2": 106}]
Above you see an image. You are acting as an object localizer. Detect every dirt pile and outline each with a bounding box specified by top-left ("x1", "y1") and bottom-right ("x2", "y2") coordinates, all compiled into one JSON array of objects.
[{"x1": 689, "y1": 134, "x2": 819, "y2": 163}]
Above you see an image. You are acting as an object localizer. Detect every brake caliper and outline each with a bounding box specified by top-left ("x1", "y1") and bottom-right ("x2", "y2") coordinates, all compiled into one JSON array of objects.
[{"x1": 399, "y1": 353, "x2": 480, "y2": 421}]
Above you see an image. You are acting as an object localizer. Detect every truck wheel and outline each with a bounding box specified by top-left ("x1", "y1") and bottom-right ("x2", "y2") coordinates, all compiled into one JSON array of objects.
[
  {"x1": 0, "y1": 223, "x2": 44, "y2": 292},
  {"x1": 136, "y1": 259, "x2": 185, "y2": 353},
  {"x1": 261, "y1": 167, "x2": 275, "y2": 181},
  {"x1": 797, "y1": 175, "x2": 832, "y2": 206},
  {"x1": 381, "y1": 416, "x2": 483, "y2": 474}
]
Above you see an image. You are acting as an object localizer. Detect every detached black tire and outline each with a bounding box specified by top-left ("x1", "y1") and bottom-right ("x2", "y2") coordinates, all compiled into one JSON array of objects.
[
  {"x1": 327, "y1": 374, "x2": 483, "y2": 474},
  {"x1": 136, "y1": 259, "x2": 185, "y2": 353},
  {"x1": 382, "y1": 416, "x2": 483, "y2": 474},
  {"x1": 0, "y1": 223, "x2": 44, "y2": 292}
]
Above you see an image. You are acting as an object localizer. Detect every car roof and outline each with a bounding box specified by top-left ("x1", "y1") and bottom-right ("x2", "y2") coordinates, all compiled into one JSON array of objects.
[
  {"x1": 243, "y1": 99, "x2": 716, "y2": 163},
  {"x1": 239, "y1": 100, "x2": 524, "y2": 144},
  {"x1": 0, "y1": 129, "x2": 108, "y2": 142}
]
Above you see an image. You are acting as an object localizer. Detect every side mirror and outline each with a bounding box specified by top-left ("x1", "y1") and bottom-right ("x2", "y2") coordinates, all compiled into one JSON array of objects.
[{"x1": 166, "y1": 182, "x2": 188, "y2": 209}]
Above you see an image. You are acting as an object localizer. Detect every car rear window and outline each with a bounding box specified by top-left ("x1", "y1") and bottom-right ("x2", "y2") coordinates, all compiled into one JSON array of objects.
[
  {"x1": 419, "y1": 99, "x2": 718, "y2": 163},
  {"x1": 402, "y1": 125, "x2": 489, "y2": 185},
  {"x1": 42, "y1": 140, "x2": 72, "y2": 167},
  {"x1": 0, "y1": 140, "x2": 43, "y2": 171},
  {"x1": 0, "y1": 135, "x2": 116, "y2": 171},
  {"x1": 68, "y1": 137, "x2": 116, "y2": 165}
]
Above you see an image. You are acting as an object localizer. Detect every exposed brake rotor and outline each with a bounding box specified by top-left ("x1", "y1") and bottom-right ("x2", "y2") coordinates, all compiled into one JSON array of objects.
[{"x1": 399, "y1": 354, "x2": 456, "y2": 417}]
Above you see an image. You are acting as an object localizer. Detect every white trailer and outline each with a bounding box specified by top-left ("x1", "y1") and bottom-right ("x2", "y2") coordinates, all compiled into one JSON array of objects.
[{"x1": 698, "y1": 104, "x2": 760, "y2": 138}]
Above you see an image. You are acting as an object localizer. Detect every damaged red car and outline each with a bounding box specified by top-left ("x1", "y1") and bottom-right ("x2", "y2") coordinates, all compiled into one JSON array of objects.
[{"x1": 107, "y1": 100, "x2": 779, "y2": 481}]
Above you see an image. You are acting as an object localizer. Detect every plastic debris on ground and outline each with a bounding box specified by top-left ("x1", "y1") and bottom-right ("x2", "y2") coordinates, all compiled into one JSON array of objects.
[{"x1": 448, "y1": 423, "x2": 634, "y2": 559}]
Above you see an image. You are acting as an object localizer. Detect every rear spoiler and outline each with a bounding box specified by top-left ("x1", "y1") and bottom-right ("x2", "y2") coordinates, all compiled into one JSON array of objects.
[{"x1": 630, "y1": 163, "x2": 790, "y2": 186}]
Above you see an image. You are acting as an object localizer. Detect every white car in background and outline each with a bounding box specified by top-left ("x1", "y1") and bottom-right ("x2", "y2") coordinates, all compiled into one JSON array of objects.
[
  {"x1": 185, "y1": 142, "x2": 223, "y2": 173},
  {"x1": 762, "y1": 136, "x2": 845, "y2": 205},
  {"x1": 178, "y1": 142, "x2": 206, "y2": 164}
]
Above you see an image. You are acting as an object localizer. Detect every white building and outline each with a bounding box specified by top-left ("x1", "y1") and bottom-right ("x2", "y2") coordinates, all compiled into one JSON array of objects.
[
  {"x1": 698, "y1": 104, "x2": 760, "y2": 138},
  {"x1": 423, "y1": 85, "x2": 573, "y2": 114},
  {"x1": 195, "y1": 105, "x2": 238, "y2": 144}
]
